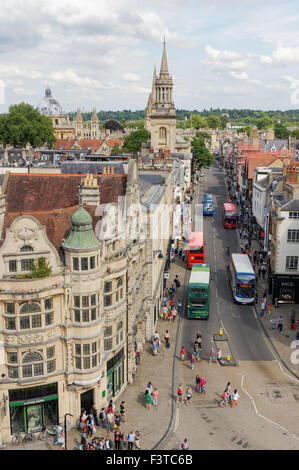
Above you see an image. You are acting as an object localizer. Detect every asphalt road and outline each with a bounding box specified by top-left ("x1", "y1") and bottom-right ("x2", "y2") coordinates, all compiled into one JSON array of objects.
[{"x1": 161, "y1": 164, "x2": 299, "y2": 451}]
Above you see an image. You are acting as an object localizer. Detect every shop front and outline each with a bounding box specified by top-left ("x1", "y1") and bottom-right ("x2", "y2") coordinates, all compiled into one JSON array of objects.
[
  {"x1": 9, "y1": 383, "x2": 58, "y2": 435},
  {"x1": 107, "y1": 348, "x2": 125, "y2": 399},
  {"x1": 269, "y1": 275, "x2": 299, "y2": 304}
]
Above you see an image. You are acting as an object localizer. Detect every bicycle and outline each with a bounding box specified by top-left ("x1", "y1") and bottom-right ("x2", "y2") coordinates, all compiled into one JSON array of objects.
[
  {"x1": 11, "y1": 433, "x2": 23, "y2": 446},
  {"x1": 23, "y1": 431, "x2": 36, "y2": 443},
  {"x1": 38, "y1": 425, "x2": 57, "y2": 441}
]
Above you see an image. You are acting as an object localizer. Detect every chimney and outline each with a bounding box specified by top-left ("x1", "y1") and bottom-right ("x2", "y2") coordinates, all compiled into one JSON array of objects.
[
  {"x1": 266, "y1": 128, "x2": 275, "y2": 140},
  {"x1": 81, "y1": 174, "x2": 100, "y2": 206},
  {"x1": 286, "y1": 166, "x2": 298, "y2": 183}
]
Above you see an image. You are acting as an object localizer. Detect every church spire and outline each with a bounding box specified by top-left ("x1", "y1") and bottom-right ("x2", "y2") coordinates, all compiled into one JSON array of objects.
[
  {"x1": 151, "y1": 64, "x2": 157, "y2": 102},
  {"x1": 91, "y1": 108, "x2": 98, "y2": 123},
  {"x1": 159, "y1": 38, "x2": 169, "y2": 76}
]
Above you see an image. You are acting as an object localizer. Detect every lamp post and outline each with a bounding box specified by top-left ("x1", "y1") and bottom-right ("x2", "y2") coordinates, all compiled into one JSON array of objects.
[{"x1": 64, "y1": 413, "x2": 73, "y2": 450}]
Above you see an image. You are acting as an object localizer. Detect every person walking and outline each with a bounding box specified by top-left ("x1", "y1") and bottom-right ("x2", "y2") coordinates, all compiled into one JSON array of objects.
[
  {"x1": 90, "y1": 403, "x2": 99, "y2": 427},
  {"x1": 172, "y1": 308, "x2": 177, "y2": 321},
  {"x1": 190, "y1": 353, "x2": 195, "y2": 370},
  {"x1": 153, "y1": 338, "x2": 158, "y2": 356},
  {"x1": 277, "y1": 316, "x2": 283, "y2": 333},
  {"x1": 225, "y1": 382, "x2": 232, "y2": 405},
  {"x1": 114, "y1": 428, "x2": 121, "y2": 450},
  {"x1": 177, "y1": 384, "x2": 183, "y2": 403},
  {"x1": 181, "y1": 438, "x2": 190, "y2": 450},
  {"x1": 199, "y1": 376, "x2": 206, "y2": 394},
  {"x1": 144, "y1": 389, "x2": 152, "y2": 410},
  {"x1": 219, "y1": 390, "x2": 229, "y2": 407},
  {"x1": 164, "y1": 330, "x2": 170, "y2": 348},
  {"x1": 180, "y1": 346, "x2": 186, "y2": 361},
  {"x1": 195, "y1": 375, "x2": 201, "y2": 392},
  {"x1": 260, "y1": 301, "x2": 266, "y2": 317},
  {"x1": 268, "y1": 301, "x2": 273, "y2": 315},
  {"x1": 186, "y1": 387, "x2": 192, "y2": 405},
  {"x1": 209, "y1": 346, "x2": 216, "y2": 364},
  {"x1": 120, "y1": 401, "x2": 126, "y2": 423},
  {"x1": 194, "y1": 343, "x2": 201, "y2": 362},
  {"x1": 231, "y1": 389, "x2": 240, "y2": 407},
  {"x1": 106, "y1": 409, "x2": 114, "y2": 432},
  {"x1": 146, "y1": 382, "x2": 153, "y2": 395},
  {"x1": 135, "y1": 431, "x2": 141, "y2": 450},
  {"x1": 270, "y1": 318, "x2": 277, "y2": 330},
  {"x1": 152, "y1": 387, "x2": 159, "y2": 407},
  {"x1": 196, "y1": 331, "x2": 202, "y2": 349},
  {"x1": 177, "y1": 299, "x2": 182, "y2": 314},
  {"x1": 99, "y1": 408, "x2": 106, "y2": 428},
  {"x1": 217, "y1": 347, "x2": 224, "y2": 365}
]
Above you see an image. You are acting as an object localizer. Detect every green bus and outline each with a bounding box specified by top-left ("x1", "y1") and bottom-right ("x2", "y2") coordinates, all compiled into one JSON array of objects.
[{"x1": 187, "y1": 264, "x2": 210, "y2": 319}]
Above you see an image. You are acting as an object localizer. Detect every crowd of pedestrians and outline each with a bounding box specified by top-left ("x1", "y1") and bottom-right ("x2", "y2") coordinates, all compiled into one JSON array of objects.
[{"x1": 78, "y1": 400, "x2": 141, "y2": 450}]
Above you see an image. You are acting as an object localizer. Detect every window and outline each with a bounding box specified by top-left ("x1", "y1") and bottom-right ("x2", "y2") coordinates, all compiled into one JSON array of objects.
[
  {"x1": 8, "y1": 366, "x2": 18, "y2": 378},
  {"x1": 104, "y1": 326, "x2": 113, "y2": 337},
  {"x1": 73, "y1": 294, "x2": 98, "y2": 323},
  {"x1": 20, "y1": 245, "x2": 33, "y2": 252},
  {"x1": 46, "y1": 346, "x2": 55, "y2": 359},
  {"x1": 5, "y1": 303, "x2": 15, "y2": 315},
  {"x1": 287, "y1": 230, "x2": 299, "y2": 243},
  {"x1": 21, "y1": 258, "x2": 34, "y2": 271},
  {"x1": 104, "y1": 295, "x2": 112, "y2": 307},
  {"x1": 9, "y1": 260, "x2": 17, "y2": 272},
  {"x1": 47, "y1": 360, "x2": 56, "y2": 373},
  {"x1": 286, "y1": 256, "x2": 298, "y2": 270},
  {"x1": 115, "y1": 277, "x2": 124, "y2": 302},
  {"x1": 104, "y1": 281, "x2": 112, "y2": 293},
  {"x1": 90, "y1": 256, "x2": 95, "y2": 269},
  {"x1": 81, "y1": 257, "x2": 88, "y2": 271},
  {"x1": 289, "y1": 212, "x2": 299, "y2": 219},
  {"x1": 73, "y1": 257, "x2": 79, "y2": 271},
  {"x1": 7, "y1": 352, "x2": 17, "y2": 363},
  {"x1": 45, "y1": 311, "x2": 54, "y2": 326},
  {"x1": 74, "y1": 342, "x2": 99, "y2": 370},
  {"x1": 104, "y1": 338, "x2": 113, "y2": 351},
  {"x1": 159, "y1": 127, "x2": 167, "y2": 140},
  {"x1": 19, "y1": 303, "x2": 41, "y2": 330},
  {"x1": 22, "y1": 352, "x2": 44, "y2": 378},
  {"x1": 45, "y1": 298, "x2": 53, "y2": 310}
]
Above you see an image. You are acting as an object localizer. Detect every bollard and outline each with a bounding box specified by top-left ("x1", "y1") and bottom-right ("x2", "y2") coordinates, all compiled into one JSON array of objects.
[{"x1": 219, "y1": 327, "x2": 224, "y2": 336}]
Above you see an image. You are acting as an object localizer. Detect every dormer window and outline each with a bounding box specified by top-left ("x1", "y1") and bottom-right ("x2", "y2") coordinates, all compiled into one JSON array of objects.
[{"x1": 20, "y1": 245, "x2": 33, "y2": 252}]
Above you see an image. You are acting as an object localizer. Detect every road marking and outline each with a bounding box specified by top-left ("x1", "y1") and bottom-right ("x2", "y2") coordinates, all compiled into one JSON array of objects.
[
  {"x1": 277, "y1": 361, "x2": 299, "y2": 384},
  {"x1": 239, "y1": 374, "x2": 299, "y2": 442}
]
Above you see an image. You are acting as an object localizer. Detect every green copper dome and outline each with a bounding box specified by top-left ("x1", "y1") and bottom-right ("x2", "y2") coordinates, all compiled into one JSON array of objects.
[{"x1": 63, "y1": 206, "x2": 101, "y2": 250}]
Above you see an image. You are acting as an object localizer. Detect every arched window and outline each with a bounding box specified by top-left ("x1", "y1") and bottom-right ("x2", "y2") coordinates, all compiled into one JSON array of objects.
[
  {"x1": 159, "y1": 127, "x2": 167, "y2": 140},
  {"x1": 20, "y1": 245, "x2": 33, "y2": 252},
  {"x1": 20, "y1": 303, "x2": 41, "y2": 314},
  {"x1": 22, "y1": 351, "x2": 44, "y2": 377}
]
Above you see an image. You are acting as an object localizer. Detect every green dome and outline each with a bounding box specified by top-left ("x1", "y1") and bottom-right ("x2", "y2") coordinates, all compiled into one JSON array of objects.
[
  {"x1": 71, "y1": 206, "x2": 93, "y2": 226},
  {"x1": 63, "y1": 205, "x2": 101, "y2": 250}
]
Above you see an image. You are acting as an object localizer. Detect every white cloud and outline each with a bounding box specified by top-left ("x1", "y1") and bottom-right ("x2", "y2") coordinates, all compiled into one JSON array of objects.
[
  {"x1": 51, "y1": 69, "x2": 107, "y2": 90},
  {"x1": 123, "y1": 73, "x2": 141, "y2": 82},
  {"x1": 272, "y1": 43, "x2": 299, "y2": 64},
  {"x1": 228, "y1": 71, "x2": 248, "y2": 80}
]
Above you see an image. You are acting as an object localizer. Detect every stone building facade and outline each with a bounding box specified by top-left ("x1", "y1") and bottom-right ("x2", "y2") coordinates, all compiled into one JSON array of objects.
[{"x1": 0, "y1": 160, "x2": 173, "y2": 442}]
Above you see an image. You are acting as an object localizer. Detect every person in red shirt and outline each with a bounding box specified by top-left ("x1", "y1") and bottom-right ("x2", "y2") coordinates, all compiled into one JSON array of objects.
[
  {"x1": 177, "y1": 384, "x2": 183, "y2": 403},
  {"x1": 180, "y1": 347, "x2": 185, "y2": 361}
]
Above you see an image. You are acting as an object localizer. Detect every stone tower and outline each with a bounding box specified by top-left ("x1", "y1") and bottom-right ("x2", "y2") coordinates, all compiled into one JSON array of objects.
[
  {"x1": 145, "y1": 40, "x2": 176, "y2": 153},
  {"x1": 74, "y1": 108, "x2": 83, "y2": 138},
  {"x1": 91, "y1": 108, "x2": 99, "y2": 139}
]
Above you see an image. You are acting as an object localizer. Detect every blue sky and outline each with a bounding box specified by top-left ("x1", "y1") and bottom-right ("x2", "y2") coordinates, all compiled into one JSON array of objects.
[{"x1": 0, "y1": 0, "x2": 299, "y2": 112}]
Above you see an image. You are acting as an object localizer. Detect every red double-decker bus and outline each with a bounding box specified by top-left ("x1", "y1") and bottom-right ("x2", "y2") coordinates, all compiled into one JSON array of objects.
[
  {"x1": 223, "y1": 203, "x2": 237, "y2": 229},
  {"x1": 187, "y1": 232, "x2": 205, "y2": 269}
]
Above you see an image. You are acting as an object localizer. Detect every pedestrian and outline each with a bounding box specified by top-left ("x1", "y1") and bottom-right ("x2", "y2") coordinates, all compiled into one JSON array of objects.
[
  {"x1": 260, "y1": 301, "x2": 266, "y2": 317},
  {"x1": 167, "y1": 309, "x2": 173, "y2": 321},
  {"x1": 219, "y1": 390, "x2": 229, "y2": 407},
  {"x1": 172, "y1": 308, "x2": 177, "y2": 321},
  {"x1": 145, "y1": 389, "x2": 152, "y2": 410},
  {"x1": 268, "y1": 301, "x2": 273, "y2": 315},
  {"x1": 162, "y1": 305, "x2": 168, "y2": 321},
  {"x1": 114, "y1": 411, "x2": 121, "y2": 428},
  {"x1": 99, "y1": 408, "x2": 106, "y2": 428},
  {"x1": 153, "y1": 338, "x2": 158, "y2": 356},
  {"x1": 152, "y1": 387, "x2": 159, "y2": 407},
  {"x1": 114, "y1": 428, "x2": 121, "y2": 450},
  {"x1": 80, "y1": 429, "x2": 87, "y2": 449},
  {"x1": 225, "y1": 382, "x2": 232, "y2": 405},
  {"x1": 177, "y1": 300, "x2": 182, "y2": 314},
  {"x1": 96, "y1": 437, "x2": 104, "y2": 450},
  {"x1": 54, "y1": 423, "x2": 64, "y2": 446},
  {"x1": 186, "y1": 387, "x2": 192, "y2": 405},
  {"x1": 199, "y1": 376, "x2": 206, "y2": 394},
  {"x1": 180, "y1": 346, "x2": 185, "y2": 361},
  {"x1": 195, "y1": 375, "x2": 201, "y2": 392},
  {"x1": 217, "y1": 347, "x2": 224, "y2": 365},
  {"x1": 162, "y1": 296, "x2": 167, "y2": 307},
  {"x1": 190, "y1": 353, "x2": 195, "y2": 370},
  {"x1": 209, "y1": 346, "x2": 216, "y2": 364},
  {"x1": 135, "y1": 431, "x2": 141, "y2": 449},
  {"x1": 194, "y1": 343, "x2": 200, "y2": 362},
  {"x1": 255, "y1": 291, "x2": 258, "y2": 305},
  {"x1": 90, "y1": 403, "x2": 99, "y2": 427},
  {"x1": 127, "y1": 431, "x2": 135, "y2": 451},
  {"x1": 120, "y1": 401, "x2": 126, "y2": 423},
  {"x1": 270, "y1": 318, "x2": 277, "y2": 330},
  {"x1": 277, "y1": 316, "x2": 283, "y2": 333},
  {"x1": 291, "y1": 310, "x2": 296, "y2": 330},
  {"x1": 146, "y1": 382, "x2": 153, "y2": 395},
  {"x1": 86, "y1": 413, "x2": 94, "y2": 437},
  {"x1": 164, "y1": 330, "x2": 170, "y2": 348},
  {"x1": 181, "y1": 438, "x2": 190, "y2": 450},
  {"x1": 170, "y1": 299, "x2": 175, "y2": 310},
  {"x1": 231, "y1": 389, "x2": 240, "y2": 407},
  {"x1": 174, "y1": 275, "x2": 180, "y2": 288},
  {"x1": 177, "y1": 384, "x2": 183, "y2": 403},
  {"x1": 196, "y1": 331, "x2": 202, "y2": 349},
  {"x1": 105, "y1": 434, "x2": 113, "y2": 450},
  {"x1": 106, "y1": 409, "x2": 114, "y2": 432}
]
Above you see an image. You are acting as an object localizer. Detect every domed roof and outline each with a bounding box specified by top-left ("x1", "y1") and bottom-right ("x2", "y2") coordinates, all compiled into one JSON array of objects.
[
  {"x1": 38, "y1": 87, "x2": 63, "y2": 116},
  {"x1": 104, "y1": 120, "x2": 124, "y2": 132},
  {"x1": 71, "y1": 206, "x2": 92, "y2": 226},
  {"x1": 63, "y1": 205, "x2": 101, "y2": 250}
]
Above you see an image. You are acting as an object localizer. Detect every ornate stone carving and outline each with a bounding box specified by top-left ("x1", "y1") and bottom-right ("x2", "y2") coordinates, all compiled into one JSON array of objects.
[
  {"x1": 17, "y1": 334, "x2": 44, "y2": 345},
  {"x1": 66, "y1": 342, "x2": 73, "y2": 371}
]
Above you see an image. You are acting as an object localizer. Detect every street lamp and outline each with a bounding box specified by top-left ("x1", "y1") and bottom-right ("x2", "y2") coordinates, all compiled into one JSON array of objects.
[{"x1": 64, "y1": 413, "x2": 73, "y2": 450}]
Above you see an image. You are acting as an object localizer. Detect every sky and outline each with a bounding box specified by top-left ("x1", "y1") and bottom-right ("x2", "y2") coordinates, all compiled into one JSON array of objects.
[{"x1": 1, "y1": 0, "x2": 299, "y2": 112}]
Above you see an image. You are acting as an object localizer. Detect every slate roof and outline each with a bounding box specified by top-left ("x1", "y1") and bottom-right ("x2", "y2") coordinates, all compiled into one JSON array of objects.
[{"x1": 278, "y1": 198, "x2": 299, "y2": 211}]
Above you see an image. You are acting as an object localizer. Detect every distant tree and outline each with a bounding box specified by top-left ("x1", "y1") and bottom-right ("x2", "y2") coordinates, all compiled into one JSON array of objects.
[
  {"x1": 0, "y1": 103, "x2": 56, "y2": 148},
  {"x1": 291, "y1": 129, "x2": 299, "y2": 139},
  {"x1": 274, "y1": 123, "x2": 289, "y2": 139},
  {"x1": 121, "y1": 129, "x2": 151, "y2": 154},
  {"x1": 110, "y1": 143, "x2": 122, "y2": 155},
  {"x1": 207, "y1": 115, "x2": 222, "y2": 129},
  {"x1": 256, "y1": 115, "x2": 274, "y2": 130},
  {"x1": 191, "y1": 137, "x2": 215, "y2": 176},
  {"x1": 123, "y1": 120, "x2": 145, "y2": 129}
]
